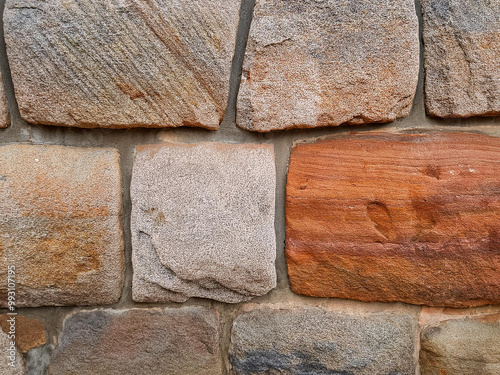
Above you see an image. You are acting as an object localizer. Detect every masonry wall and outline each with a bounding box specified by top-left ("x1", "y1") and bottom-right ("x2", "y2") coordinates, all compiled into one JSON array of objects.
[{"x1": 0, "y1": 0, "x2": 499, "y2": 374}]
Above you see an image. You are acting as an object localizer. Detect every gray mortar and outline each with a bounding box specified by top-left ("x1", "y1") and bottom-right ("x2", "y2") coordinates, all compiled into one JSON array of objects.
[{"x1": 0, "y1": 0, "x2": 498, "y2": 374}]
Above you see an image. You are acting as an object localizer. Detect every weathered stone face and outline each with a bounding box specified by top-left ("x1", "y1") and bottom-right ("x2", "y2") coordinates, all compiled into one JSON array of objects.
[
  {"x1": 237, "y1": 0, "x2": 419, "y2": 132},
  {"x1": 0, "y1": 315, "x2": 46, "y2": 353},
  {"x1": 4, "y1": 0, "x2": 240, "y2": 129},
  {"x1": 131, "y1": 142, "x2": 276, "y2": 303},
  {"x1": 229, "y1": 304, "x2": 417, "y2": 375},
  {"x1": 0, "y1": 145, "x2": 124, "y2": 307},
  {"x1": 420, "y1": 314, "x2": 500, "y2": 374},
  {"x1": 0, "y1": 328, "x2": 26, "y2": 375},
  {"x1": 422, "y1": 0, "x2": 500, "y2": 118},
  {"x1": 286, "y1": 132, "x2": 500, "y2": 307},
  {"x1": 0, "y1": 72, "x2": 8, "y2": 128},
  {"x1": 47, "y1": 307, "x2": 222, "y2": 375}
]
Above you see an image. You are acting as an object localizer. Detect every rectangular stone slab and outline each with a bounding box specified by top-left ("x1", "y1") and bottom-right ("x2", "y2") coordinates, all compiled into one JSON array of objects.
[
  {"x1": 229, "y1": 304, "x2": 417, "y2": 375},
  {"x1": 48, "y1": 307, "x2": 222, "y2": 375},
  {"x1": 4, "y1": 0, "x2": 240, "y2": 129},
  {"x1": 286, "y1": 132, "x2": 500, "y2": 307},
  {"x1": 237, "y1": 0, "x2": 419, "y2": 132},
  {"x1": 0, "y1": 145, "x2": 124, "y2": 307},
  {"x1": 422, "y1": 0, "x2": 500, "y2": 118}
]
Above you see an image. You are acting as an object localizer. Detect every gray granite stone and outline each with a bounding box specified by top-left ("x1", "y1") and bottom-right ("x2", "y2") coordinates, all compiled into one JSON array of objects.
[
  {"x1": 48, "y1": 307, "x2": 222, "y2": 375},
  {"x1": 131, "y1": 142, "x2": 276, "y2": 303},
  {"x1": 237, "y1": 0, "x2": 419, "y2": 132},
  {"x1": 422, "y1": 0, "x2": 500, "y2": 117},
  {"x1": 229, "y1": 305, "x2": 417, "y2": 375},
  {"x1": 4, "y1": 0, "x2": 240, "y2": 129}
]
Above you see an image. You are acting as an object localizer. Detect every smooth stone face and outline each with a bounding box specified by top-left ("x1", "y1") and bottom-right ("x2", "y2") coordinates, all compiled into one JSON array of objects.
[
  {"x1": 229, "y1": 305, "x2": 417, "y2": 375},
  {"x1": 237, "y1": 0, "x2": 419, "y2": 132},
  {"x1": 0, "y1": 145, "x2": 124, "y2": 307},
  {"x1": 131, "y1": 142, "x2": 276, "y2": 303},
  {"x1": 0, "y1": 315, "x2": 46, "y2": 353},
  {"x1": 4, "y1": 0, "x2": 240, "y2": 129},
  {"x1": 0, "y1": 329, "x2": 26, "y2": 375},
  {"x1": 422, "y1": 0, "x2": 500, "y2": 117},
  {"x1": 420, "y1": 314, "x2": 500, "y2": 374},
  {"x1": 286, "y1": 132, "x2": 500, "y2": 307},
  {"x1": 47, "y1": 307, "x2": 222, "y2": 375}
]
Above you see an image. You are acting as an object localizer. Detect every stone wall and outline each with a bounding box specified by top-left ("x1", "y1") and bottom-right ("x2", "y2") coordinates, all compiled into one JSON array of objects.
[{"x1": 0, "y1": 0, "x2": 499, "y2": 374}]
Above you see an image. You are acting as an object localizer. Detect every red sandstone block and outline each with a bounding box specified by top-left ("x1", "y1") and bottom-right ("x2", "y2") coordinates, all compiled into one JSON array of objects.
[{"x1": 286, "y1": 132, "x2": 500, "y2": 307}]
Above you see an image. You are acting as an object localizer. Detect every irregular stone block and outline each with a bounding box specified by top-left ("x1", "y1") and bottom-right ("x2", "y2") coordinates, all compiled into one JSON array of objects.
[
  {"x1": 422, "y1": 0, "x2": 500, "y2": 118},
  {"x1": 131, "y1": 142, "x2": 276, "y2": 303},
  {"x1": 0, "y1": 328, "x2": 26, "y2": 374},
  {"x1": 286, "y1": 132, "x2": 500, "y2": 307},
  {"x1": 420, "y1": 314, "x2": 500, "y2": 374},
  {"x1": 0, "y1": 145, "x2": 124, "y2": 307},
  {"x1": 48, "y1": 307, "x2": 222, "y2": 375},
  {"x1": 237, "y1": 0, "x2": 419, "y2": 132},
  {"x1": 4, "y1": 0, "x2": 240, "y2": 129},
  {"x1": 0, "y1": 315, "x2": 46, "y2": 353},
  {"x1": 229, "y1": 305, "x2": 417, "y2": 375}
]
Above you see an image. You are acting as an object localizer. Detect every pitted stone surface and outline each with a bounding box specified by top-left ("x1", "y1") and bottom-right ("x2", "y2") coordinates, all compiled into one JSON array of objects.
[
  {"x1": 229, "y1": 305, "x2": 417, "y2": 375},
  {"x1": 4, "y1": 0, "x2": 240, "y2": 129},
  {"x1": 48, "y1": 307, "x2": 222, "y2": 375},
  {"x1": 0, "y1": 72, "x2": 8, "y2": 128},
  {"x1": 286, "y1": 132, "x2": 500, "y2": 307},
  {"x1": 0, "y1": 145, "x2": 124, "y2": 307},
  {"x1": 422, "y1": 0, "x2": 500, "y2": 118},
  {"x1": 420, "y1": 314, "x2": 500, "y2": 374},
  {"x1": 131, "y1": 142, "x2": 276, "y2": 303},
  {"x1": 0, "y1": 329, "x2": 26, "y2": 375},
  {"x1": 237, "y1": 0, "x2": 419, "y2": 132}
]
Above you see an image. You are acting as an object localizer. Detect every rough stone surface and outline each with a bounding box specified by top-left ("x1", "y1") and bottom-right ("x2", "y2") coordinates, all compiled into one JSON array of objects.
[
  {"x1": 0, "y1": 145, "x2": 124, "y2": 307},
  {"x1": 422, "y1": 0, "x2": 500, "y2": 118},
  {"x1": 229, "y1": 305, "x2": 417, "y2": 375},
  {"x1": 237, "y1": 0, "x2": 419, "y2": 132},
  {"x1": 0, "y1": 328, "x2": 26, "y2": 375},
  {"x1": 286, "y1": 132, "x2": 500, "y2": 307},
  {"x1": 131, "y1": 142, "x2": 276, "y2": 303},
  {"x1": 420, "y1": 314, "x2": 500, "y2": 374},
  {"x1": 0, "y1": 72, "x2": 8, "y2": 128},
  {"x1": 4, "y1": 0, "x2": 240, "y2": 129},
  {"x1": 48, "y1": 307, "x2": 222, "y2": 375},
  {"x1": 0, "y1": 315, "x2": 46, "y2": 353}
]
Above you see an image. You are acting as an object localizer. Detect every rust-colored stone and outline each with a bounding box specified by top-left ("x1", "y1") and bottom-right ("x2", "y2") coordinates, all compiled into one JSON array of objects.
[
  {"x1": 286, "y1": 132, "x2": 500, "y2": 307},
  {"x1": 0, "y1": 145, "x2": 124, "y2": 307},
  {"x1": 0, "y1": 315, "x2": 46, "y2": 353}
]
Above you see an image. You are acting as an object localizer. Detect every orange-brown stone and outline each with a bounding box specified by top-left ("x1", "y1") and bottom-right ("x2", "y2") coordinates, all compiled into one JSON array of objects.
[
  {"x1": 0, "y1": 315, "x2": 46, "y2": 353},
  {"x1": 286, "y1": 132, "x2": 500, "y2": 307},
  {"x1": 0, "y1": 145, "x2": 124, "y2": 307}
]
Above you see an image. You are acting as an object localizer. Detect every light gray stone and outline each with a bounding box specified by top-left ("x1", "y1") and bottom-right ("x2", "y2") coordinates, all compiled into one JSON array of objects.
[
  {"x1": 420, "y1": 314, "x2": 500, "y2": 374},
  {"x1": 0, "y1": 329, "x2": 26, "y2": 375},
  {"x1": 4, "y1": 0, "x2": 240, "y2": 129},
  {"x1": 0, "y1": 145, "x2": 124, "y2": 307},
  {"x1": 422, "y1": 0, "x2": 500, "y2": 117},
  {"x1": 48, "y1": 307, "x2": 222, "y2": 375},
  {"x1": 229, "y1": 305, "x2": 417, "y2": 375},
  {"x1": 237, "y1": 0, "x2": 419, "y2": 132},
  {"x1": 131, "y1": 142, "x2": 276, "y2": 303}
]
